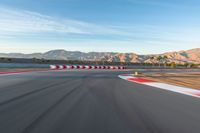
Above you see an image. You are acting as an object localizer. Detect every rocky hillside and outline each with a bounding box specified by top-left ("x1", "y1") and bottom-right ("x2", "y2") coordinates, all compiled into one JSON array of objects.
[
  {"x1": 0, "y1": 48, "x2": 200, "y2": 64},
  {"x1": 163, "y1": 48, "x2": 200, "y2": 64}
]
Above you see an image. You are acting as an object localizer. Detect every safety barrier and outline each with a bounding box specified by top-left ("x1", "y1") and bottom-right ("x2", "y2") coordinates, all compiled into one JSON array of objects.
[{"x1": 50, "y1": 65, "x2": 126, "y2": 70}]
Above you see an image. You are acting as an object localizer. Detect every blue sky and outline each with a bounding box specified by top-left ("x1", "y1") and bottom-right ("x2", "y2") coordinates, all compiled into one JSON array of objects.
[{"x1": 0, "y1": 0, "x2": 200, "y2": 54}]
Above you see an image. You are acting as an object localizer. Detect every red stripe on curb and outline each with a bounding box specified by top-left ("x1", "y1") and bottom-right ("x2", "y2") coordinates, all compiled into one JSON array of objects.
[
  {"x1": 63, "y1": 65, "x2": 67, "y2": 69},
  {"x1": 56, "y1": 65, "x2": 60, "y2": 69},
  {"x1": 127, "y1": 78, "x2": 156, "y2": 83},
  {"x1": 189, "y1": 92, "x2": 200, "y2": 97},
  {"x1": 77, "y1": 66, "x2": 80, "y2": 69},
  {"x1": 0, "y1": 70, "x2": 50, "y2": 75}
]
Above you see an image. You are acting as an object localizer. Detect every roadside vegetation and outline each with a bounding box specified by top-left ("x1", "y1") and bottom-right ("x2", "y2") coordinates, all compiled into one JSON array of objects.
[{"x1": 0, "y1": 57, "x2": 199, "y2": 68}]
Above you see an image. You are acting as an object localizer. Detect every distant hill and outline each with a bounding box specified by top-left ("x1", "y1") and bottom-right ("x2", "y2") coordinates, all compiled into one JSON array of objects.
[
  {"x1": 163, "y1": 48, "x2": 200, "y2": 64},
  {"x1": 0, "y1": 48, "x2": 200, "y2": 64}
]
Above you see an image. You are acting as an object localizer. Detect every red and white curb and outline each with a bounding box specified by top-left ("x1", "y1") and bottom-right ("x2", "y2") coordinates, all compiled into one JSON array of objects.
[
  {"x1": 50, "y1": 65, "x2": 126, "y2": 70},
  {"x1": 119, "y1": 74, "x2": 200, "y2": 98}
]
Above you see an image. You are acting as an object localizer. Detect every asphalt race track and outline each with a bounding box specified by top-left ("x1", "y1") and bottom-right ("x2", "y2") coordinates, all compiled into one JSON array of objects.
[{"x1": 0, "y1": 70, "x2": 200, "y2": 133}]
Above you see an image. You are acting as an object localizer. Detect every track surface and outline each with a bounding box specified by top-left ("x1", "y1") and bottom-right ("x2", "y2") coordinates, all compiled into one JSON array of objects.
[{"x1": 0, "y1": 70, "x2": 200, "y2": 133}]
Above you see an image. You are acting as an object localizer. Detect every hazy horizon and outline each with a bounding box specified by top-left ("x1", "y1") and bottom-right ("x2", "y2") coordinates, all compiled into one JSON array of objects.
[
  {"x1": 1, "y1": 0, "x2": 200, "y2": 54},
  {"x1": 1, "y1": 47, "x2": 199, "y2": 55}
]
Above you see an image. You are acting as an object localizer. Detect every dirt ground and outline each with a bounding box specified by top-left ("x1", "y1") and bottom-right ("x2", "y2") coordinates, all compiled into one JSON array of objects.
[{"x1": 139, "y1": 73, "x2": 200, "y2": 90}]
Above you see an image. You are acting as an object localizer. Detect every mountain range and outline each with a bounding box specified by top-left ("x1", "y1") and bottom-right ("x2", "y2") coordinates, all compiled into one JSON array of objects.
[{"x1": 0, "y1": 48, "x2": 200, "y2": 64}]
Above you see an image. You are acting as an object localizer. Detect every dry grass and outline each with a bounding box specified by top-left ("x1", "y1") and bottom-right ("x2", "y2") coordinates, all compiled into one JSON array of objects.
[{"x1": 138, "y1": 73, "x2": 200, "y2": 90}]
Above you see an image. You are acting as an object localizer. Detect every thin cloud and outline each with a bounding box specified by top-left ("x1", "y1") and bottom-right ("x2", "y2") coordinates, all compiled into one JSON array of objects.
[
  {"x1": 0, "y1": 6, "x2": 127, "y2": 37},
  {"x1": 0, "y1": 6, "x2": 200, "y2": 46}
]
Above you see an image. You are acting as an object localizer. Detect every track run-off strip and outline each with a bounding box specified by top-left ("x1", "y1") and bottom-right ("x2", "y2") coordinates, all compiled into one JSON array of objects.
[
  {"x1": 0, "y1": 70, "x2": 52, "y2": 75},
  {"x1": 119, "y1": 74, "x2": 200, "y2": 98}
]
